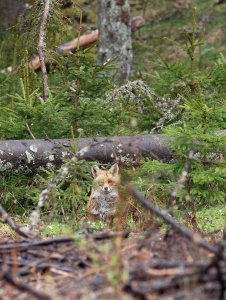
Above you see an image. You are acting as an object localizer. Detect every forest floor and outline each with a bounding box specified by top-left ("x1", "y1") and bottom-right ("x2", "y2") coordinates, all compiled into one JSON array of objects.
[
  {"x1": 0, "y1": 225, "x2": 224, "y2": 300},
  {"x1": 0, "y1": 1, "x2": 226, "y2": 299}
]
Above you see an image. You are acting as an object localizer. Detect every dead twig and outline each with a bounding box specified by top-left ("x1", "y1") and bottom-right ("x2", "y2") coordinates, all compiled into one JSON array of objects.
[
  {"x1": 25, "y1": 122, "x2": 36, "y2": 140},
  {"x1": 0, "y1": 236, "x2": 74, "y2": 253},
  {"x1": 38, "y1": 0, "x2": 51, "y2": 101},
  {"x1": 136, "y1": 266, "x2": 197, "y2": 277},
  {"x1": 126, "y1": 185, "x2": 218, "y2": 254},
  {"x1": 0, "y1": 203, "x2": 33, "y2": 239},
  {"x1": 1, "y1": 271, "x2": 51, "y2": 300},
  {"x1": 166, "y1": 150, "x2": 196, "y2": 232},
  {"x1": 170, "y1": 150, "x2": 194, "y2": 205},
  {"x1": 84, "y1": 229, "x2": 130, "y2": 241}
]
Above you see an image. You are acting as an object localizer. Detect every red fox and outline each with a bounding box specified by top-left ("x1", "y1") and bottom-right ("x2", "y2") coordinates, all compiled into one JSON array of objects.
[{"x1": 87, "y1": 164, "x2": 125, "y2": 226}]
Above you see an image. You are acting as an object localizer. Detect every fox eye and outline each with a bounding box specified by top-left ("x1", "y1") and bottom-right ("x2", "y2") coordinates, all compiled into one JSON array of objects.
[{"x1": 108, "y1": 179, "x2": 113, "y2": 184}]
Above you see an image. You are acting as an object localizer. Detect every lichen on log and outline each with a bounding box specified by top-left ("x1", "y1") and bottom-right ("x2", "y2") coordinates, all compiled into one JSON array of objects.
[{"x1": 0, "y1": 134, "x2": 172, "y2": 174}]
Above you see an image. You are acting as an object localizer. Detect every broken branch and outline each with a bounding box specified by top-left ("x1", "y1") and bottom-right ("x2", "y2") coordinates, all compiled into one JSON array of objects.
[
  {"x1": 38, "y1": 0, "x2": 51, "y2": 100},
  {"x1": 126, "y1": 185, "x2": 218, "y2": 254},
  {"x1": 0, "y1": 202, "x2": 33, "y2": 239}
]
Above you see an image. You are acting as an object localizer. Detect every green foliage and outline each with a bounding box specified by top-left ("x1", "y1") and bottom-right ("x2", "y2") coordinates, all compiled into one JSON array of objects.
[
  {"x1": 0, "y1": 1, "x2": 160, "y2": 222},
  {"x1": 43, "y1": 221, "x2": 74, "y2": 237},
  {"x1": 0, "y1": 0, "x2": 74, "y2": 69},
  {"x1": 0, "y1": 174, "x2": 34, "y2": 216},
  {"x1": 0, "y1": 1, "x2": 225, "y2": 233},
  {"x1": 0, "y1": 50, "x2": 112, "y2": 139},
  {"x1": 136, "y1": 9, "x2": 226, "y2": 215},
  {"x1": 0, "y1": 46, "x2": 161, "y2": 139},
  {"x1": 195, "y1": 205, "x2": 225, "y2": 233},
  {"x1": 0, "y1": 159, "x2": 93, "y2": 221}
]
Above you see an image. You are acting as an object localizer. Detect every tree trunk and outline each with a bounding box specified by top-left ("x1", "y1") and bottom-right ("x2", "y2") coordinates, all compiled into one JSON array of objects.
[
  {"x1": 0, "y1": 134, "x2": 171, "y2": 173},
  {"x1": 98, "y1": 0, "x2": 133, "y2": 80},
  {"x1": 1, "y1": 131, "x2": 224, "y2": 174}
]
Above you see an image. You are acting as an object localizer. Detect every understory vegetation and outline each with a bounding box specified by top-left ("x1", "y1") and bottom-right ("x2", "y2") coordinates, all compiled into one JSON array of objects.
[{"x1": 0, "y1": 0, "x2": 225, "y2": 235}]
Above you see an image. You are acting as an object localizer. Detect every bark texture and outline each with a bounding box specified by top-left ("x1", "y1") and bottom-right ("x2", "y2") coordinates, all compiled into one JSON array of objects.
[
  {"x1": 30, "y1": 30, "x2": 99, "y2": 70},
  {"x1": 0, "y1": 134, "x2": 171, "y2": 173},
  {"x1": 98, "y1": 0, "x2": 133, "y2": 80}
]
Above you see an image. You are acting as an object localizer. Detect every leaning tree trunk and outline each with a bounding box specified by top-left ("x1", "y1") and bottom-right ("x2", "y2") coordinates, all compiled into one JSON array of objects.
[{"x1": 98, "y1": 0, "x2": 133, "y2": 80}]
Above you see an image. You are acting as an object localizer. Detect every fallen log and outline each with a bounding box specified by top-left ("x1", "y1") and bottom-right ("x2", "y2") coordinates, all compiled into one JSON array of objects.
[
  {"x1": 1, "y1": 17, "x2": 145, "y2": 74},
  {"x1": 29, "y1": 30, "x2": 99, "y2": 70},
  {"x1": 29, "y1": 16, "x2": 145, "y2": 71},
  {"x1": 0, "y1": 134, "x2": 171, "y2": 173}
]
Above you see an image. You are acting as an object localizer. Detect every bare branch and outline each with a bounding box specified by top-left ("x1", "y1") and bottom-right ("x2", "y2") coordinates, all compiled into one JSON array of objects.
[
  {"x1": 126, "y1": 185, "x2": 218, "y2": 254},
  {"x1": 29, "y1": 143, "x2": 92, "y2": 230},
  {"x1": 38, "y1": 0, "x2": 51, "y2": 101},
  {"x1": 169, "y1": 150, "x2": 194, "y2": 208},
  {"x1": 1, "y1": 271, "x2": 51, "y2": 300},
  {"x1": 0, "y1": 202, "x2": 33, "y2": 239},
  {"x1": 29, "y1": 157, "x2": 74, "y2": 230}
]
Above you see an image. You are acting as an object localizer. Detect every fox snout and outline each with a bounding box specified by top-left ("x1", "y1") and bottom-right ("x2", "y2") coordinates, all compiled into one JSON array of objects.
[{"x1": 102, "y1": 185, "x2": 111, "y2": 193}]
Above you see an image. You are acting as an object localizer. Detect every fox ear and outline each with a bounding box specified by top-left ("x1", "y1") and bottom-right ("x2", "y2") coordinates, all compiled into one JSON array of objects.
[
  {"x1": 109, "y1": 163, "x2": 119, "y2": 176},
  {"x1": 91, "y1": 165, "x2": 100, "y2": 178}
]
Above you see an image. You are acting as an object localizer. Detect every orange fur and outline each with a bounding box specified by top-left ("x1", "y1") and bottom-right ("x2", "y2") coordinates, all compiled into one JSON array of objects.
[{"x1": 87, "y1": 164, "x2": 127, "y2": 228}]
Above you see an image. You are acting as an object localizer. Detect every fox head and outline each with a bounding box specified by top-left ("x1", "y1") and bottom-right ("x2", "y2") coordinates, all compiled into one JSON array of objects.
[{"x1": 91, "y1": 164, "x2": 119, "y2": 194}]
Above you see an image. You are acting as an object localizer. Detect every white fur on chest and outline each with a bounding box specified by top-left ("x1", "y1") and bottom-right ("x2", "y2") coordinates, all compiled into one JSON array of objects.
[{"x1": 90, "y1": 189, "x2": 119, "y2": 220}]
